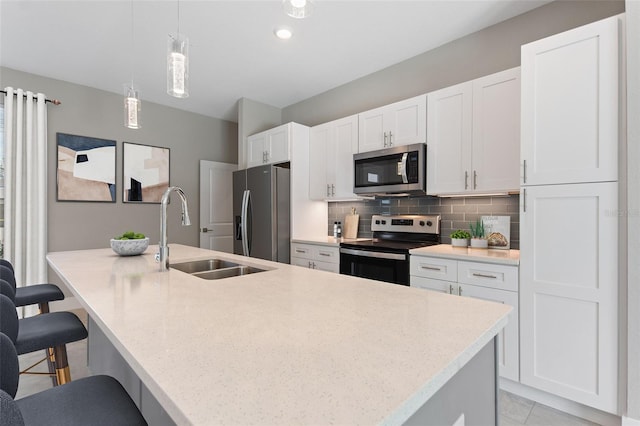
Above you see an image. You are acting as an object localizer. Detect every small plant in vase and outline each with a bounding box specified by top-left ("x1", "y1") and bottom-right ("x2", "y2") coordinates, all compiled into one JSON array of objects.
[
  {"x1": 450, "y1": 230, "x2": 471, "y2": 247},
  {"x1": 469, "y1": 219, "x2": 488, "y2": 249}
]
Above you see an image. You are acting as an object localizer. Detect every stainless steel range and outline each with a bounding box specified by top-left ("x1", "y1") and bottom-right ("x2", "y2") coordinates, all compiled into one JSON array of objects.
[{"x1": 339, "y1": 214, "x2": 441, "y2": 285}]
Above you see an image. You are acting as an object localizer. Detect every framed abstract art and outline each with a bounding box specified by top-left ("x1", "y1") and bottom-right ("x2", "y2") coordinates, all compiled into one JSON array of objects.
[{"x1": 123, "y1": 142, "x2": 170, "y2": 203}]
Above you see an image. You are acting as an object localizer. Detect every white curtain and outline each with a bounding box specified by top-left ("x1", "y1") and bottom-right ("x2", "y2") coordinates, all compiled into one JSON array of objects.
[{"x1": 3, "y1": 87, "x2": 48, "y2": 317}]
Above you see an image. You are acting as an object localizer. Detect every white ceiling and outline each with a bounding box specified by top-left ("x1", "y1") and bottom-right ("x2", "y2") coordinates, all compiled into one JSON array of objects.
[{"x1": 0, "y1": 0, "x2": 551, "y2": 122}]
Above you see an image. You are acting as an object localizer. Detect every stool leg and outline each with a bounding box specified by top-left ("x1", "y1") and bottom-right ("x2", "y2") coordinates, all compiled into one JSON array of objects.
[
  {"x1": 38, "y1": 302, "x2": 58, "y2": 386},
  {"x1": 53, "y1": 345, "x2": 71, "y2": 385}
]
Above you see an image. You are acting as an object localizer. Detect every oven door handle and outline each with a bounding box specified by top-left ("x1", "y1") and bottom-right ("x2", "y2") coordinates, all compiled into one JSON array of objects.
[{"x1": 340, "y1": 248, "x2": 406, "y2": 261}]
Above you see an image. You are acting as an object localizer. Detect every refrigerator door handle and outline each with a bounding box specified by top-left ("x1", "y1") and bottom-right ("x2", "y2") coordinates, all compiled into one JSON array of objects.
[{"x1": 241, "y1": 190, "x2": 250, "y2": 256}]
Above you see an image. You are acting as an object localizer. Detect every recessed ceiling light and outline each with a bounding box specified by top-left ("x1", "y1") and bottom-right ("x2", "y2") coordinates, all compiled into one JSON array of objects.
[{"x1": 274, "y1": 26, "x2": 293, "y2": 40}]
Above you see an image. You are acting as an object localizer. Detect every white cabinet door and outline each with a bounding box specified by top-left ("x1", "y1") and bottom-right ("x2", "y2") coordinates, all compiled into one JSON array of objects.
[
  {"x1": 358, "y1": 108, "x2": 386, "y2": 152},
  {"x1": 330, "y1": 115, "x2": 358, "y2": 199},
  {"x1": 411, "y1": 276, "x2": 457, "y2": 294},
  {"x1": 358, "y1": 95, "x2": 426, "y2": 152},
  {"x1": 267, "y1": 125, "x2": 290, "y2": 164},
  {"x1": 387, "y1": 95, "x2": 427, "y2": 147},
  {"x1": 458, "y1": 283, "x2": 519, "y2": 382},
  {"x1": 521, "y1": 15, "x2": 619, "y2": 186},
  {"x1": 246, "y1": 132, "x2": 267, "y2": 169},
  {"x1": 520, "y1": 182, "x2": 618, "y2": 413},
  {"x1": 427, "y1": 81, "x2": 473, "y2": 195},
  {"x1": 472, "y1": 68, "x2": 520, "y2": 193},
  {"x1": 291, "y1": 256, "x2": 312, "y2": 268},
  {"x1": 309, "y1": 123, "x2": 330, "y2": 200}
]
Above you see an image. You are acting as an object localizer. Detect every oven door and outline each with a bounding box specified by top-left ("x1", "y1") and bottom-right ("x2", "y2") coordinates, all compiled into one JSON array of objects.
[{"x1": 339, "y1": 248, "x2": 409, "y2": 286}]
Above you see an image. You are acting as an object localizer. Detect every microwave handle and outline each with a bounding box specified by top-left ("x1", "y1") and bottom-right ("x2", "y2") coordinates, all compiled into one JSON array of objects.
[{"x1": 401, "y1": 153, "x2": 408, "y2": 184}]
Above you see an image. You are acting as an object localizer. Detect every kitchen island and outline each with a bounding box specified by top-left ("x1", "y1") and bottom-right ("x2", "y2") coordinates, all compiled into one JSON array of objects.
[{"x1": 47, "y1": 244, "x2": 511, "y2": 425}]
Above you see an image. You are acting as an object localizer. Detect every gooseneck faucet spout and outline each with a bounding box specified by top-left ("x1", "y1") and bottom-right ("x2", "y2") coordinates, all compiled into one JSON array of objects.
[{"x1": 158, "y1": 186, "x2": 191, "y2": 271}]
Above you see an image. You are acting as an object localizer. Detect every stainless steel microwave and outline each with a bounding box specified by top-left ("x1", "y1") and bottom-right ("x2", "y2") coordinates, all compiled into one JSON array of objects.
[{"x1": 353, "y1": 143, "x2": 427, "y2": 196}]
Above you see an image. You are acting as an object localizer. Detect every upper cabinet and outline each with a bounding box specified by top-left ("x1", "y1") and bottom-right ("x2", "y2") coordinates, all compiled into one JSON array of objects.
[
  {"x1": 309, "y1": 115, "x2": 359, "y2": 201},
  {"x1": 358, "y1": 95, "x2": 426, "y2": 152},
  {"x1": 427, "y1": 67, "x2": 521, "y2": 195},
  {"x1": 521, "y1": 16, "x2": 619, "y2": 186},
  {"x1": 246, "y1": 124, "x2": 290, "y2": 168}
]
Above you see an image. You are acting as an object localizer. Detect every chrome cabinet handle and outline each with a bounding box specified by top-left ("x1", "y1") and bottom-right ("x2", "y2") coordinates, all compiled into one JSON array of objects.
[
  {"x1": 473, "y1": 170, "x2": 478, "y2": 189},
  {"x1": 389, "y1": 131, "x2": 393, "y2": 146},
  {"x1": 383, "y1": 132, "x2": 388, "y2": 147},
  {"x1": 458, "y1": 286, "x2": 462, "y2": 296},
  {"x1": 331, "y1": 184, "x2": 335, "y2": 196},
  {"x1": 523, "y1": 159, "x2": 527, "y2": 184},
  {"x1": 327, "y1": 184, "x2": 331, "y2": 197},
  {"x1": 421, "y1": 266, "x2": 441, "y2": 271},
  {"x1": 295, "y1": 249, "x2": 306, "y2": 253},
  {"x1": 523, "y1": 188, "x2": 527, "y2": 213},
  {"x1": 472, "y1": 273, "x2": 498, "y2": 279},
  {"x1": 449, "y1": 284, "x2": 454, "y2": 294},
  {"x1": 319, "y1": 252, "x2": 331, "y2": 257},
  {"x1": 464, "y1": 171, "x2": 469, "y2": 190}
]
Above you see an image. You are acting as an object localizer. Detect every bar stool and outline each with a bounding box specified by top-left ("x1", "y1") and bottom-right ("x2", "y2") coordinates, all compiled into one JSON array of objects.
[
  {"x1": 0, "y1": 332, "x2": 147, "y2": 426},
  {"x1": 0, "y1": 263, "x2": 64, "y2": 314},
  {"x1": 0, "y1": 294, "x2": 87, "y2": 385}
]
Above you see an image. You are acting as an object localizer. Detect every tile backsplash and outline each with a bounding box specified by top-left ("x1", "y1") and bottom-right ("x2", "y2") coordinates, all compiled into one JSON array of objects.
[{"x1": 328, "y1": 195, "x2": 520, "y2": 249}]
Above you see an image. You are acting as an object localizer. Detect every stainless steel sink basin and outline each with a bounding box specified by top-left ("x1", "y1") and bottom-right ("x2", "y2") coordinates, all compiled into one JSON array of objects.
[
  {"x1": 193, "y1": 266, "x2": 266, "y2": 280},
  {"x1": 170, "y1": 259, "x2": 240, "y2": 274},
  {"x1": 170, "y1": 258, "x2": 267, "y2": 280}
]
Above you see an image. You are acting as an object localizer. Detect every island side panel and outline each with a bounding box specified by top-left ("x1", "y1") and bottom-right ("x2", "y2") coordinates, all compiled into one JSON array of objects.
[{"x1": 404, "y1": 337, "x2": 497, "y2": 426}]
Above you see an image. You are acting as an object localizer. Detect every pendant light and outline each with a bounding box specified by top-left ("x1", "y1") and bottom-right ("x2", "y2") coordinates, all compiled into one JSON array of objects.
[
  {"x1": 167, "y1": 0, "x2": 189, "y2": 98},
  {"x1": 283, "y1": 0, "x2": 314, "y2": 19},
  {"x1": 124, "y1": 0, "x2": 141, "y2": 129}
]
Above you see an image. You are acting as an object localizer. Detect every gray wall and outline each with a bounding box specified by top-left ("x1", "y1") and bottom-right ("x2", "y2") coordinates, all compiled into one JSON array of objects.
[
  {"x1": 0, "y1": 67, "x2": 237, "y2": 255},
  {"x1": 237, "y1": 98, "x2": 282, "y2": 169},
  {"x1": 282, "y1": 0, "x2": 624, "y2": 126}
]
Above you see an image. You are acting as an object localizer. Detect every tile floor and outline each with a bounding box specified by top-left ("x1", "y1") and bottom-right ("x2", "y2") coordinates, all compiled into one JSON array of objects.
[{"x1": 15, "y1": 310, "x2": 600, "y2": 426}]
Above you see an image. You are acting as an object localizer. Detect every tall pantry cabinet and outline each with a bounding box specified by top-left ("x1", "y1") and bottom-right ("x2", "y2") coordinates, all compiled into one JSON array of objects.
[{"x1": 519, "y1": 14, "x2": 623, "y2": 414}]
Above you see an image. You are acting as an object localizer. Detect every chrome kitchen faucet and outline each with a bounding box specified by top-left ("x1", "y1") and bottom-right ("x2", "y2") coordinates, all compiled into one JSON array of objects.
[{"x1": 157, "y1": 186, "x2": 191, "y2": 271}]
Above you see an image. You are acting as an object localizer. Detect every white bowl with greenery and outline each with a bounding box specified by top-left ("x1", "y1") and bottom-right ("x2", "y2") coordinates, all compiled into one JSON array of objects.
[
  {"x1": 450, "y1": 230, "x2": 471, "y2": 247},
  {"x1": 110, "y1": 232, "x2": 149, "y2": 256}
]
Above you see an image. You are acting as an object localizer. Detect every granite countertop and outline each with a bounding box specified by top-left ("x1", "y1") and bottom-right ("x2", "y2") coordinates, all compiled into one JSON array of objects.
[
  {"x1": 291, "y1": 236, "x2": 371, "y2": 247},
  {"x1": 410, "y1": 244, "x2": 520, "y2": 266},
  {"x1": 47, "y1": 244, "x2": 510, "y2": 425}
]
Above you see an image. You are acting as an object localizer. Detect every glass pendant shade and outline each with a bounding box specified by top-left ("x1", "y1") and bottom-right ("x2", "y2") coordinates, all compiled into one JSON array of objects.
[
  {"x1": 167, "y1": 34, "x2": 189, "y2": 98},
  {"x1": 124, "y1": 85, "x2": 141, "y2": 129},
  {"x1": 283, "y1": 0, "x2": 314, "y2": 19}
]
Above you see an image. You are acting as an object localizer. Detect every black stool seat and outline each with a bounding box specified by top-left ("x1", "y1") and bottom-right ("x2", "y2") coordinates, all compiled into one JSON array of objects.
[
  {"x1": 16, "y1": 312, "x2": 88, "y2": 355},
  {"x1": 15, "y1": 375, "x2": 147, "y2": 426},
  {"x1": 15, "y1": 284, "x2": 64, "y2": 307}
]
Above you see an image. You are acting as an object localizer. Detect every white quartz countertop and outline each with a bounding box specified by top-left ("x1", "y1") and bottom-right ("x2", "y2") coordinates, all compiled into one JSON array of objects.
[
  {"x1": 47, "y1": 244, "x2": 510, "y2": 425},
  {"x1": 291, "y1": 236, "x2": 370, "y2": 247},
  {"x1": 410, "y1": 244, "x2": 520, "y2": 266}
]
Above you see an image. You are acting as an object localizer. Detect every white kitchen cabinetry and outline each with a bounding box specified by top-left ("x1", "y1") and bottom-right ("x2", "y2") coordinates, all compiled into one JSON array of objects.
[
  {"x1": 246, "y1": 123, "x2": 290, "y2": 168},
  {"x1": 427, "y1": 68, "x2": 520, "y2": 195},
  {"x1": 521, "y1": 15, "x2": 619, "y2": 186},
  {"x1": 309, "y1": 115, "x2": 358, "y2": 200},
  {"x1": 358, "y1": 95, "x2": 426, "y2": 153},
  {"x1": 519, "y1": 182, "x2": 618, "y2": 413},
  {"x1": 519, "y1": 14, "x2": 622, "y2": 415},
  {"x1": 410, "y1": 256, "x2": 519, "y2": 382},
  {"x1": 291, "y1": 242, "x2": 339, "y2": 274}
]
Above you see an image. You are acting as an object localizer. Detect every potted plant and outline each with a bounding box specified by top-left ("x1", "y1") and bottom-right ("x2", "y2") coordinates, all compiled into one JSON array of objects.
[
  {"x1": 450, "y1": 230, "x2": 471, "y2": 247},
  {"x1": 469, "y1": 219, "x2": 488, "y2": 249}
]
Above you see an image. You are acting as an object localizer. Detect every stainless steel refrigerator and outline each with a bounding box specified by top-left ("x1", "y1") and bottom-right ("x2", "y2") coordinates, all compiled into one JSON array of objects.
[{"x1": 233, "y1": 165, "x2": 290, "y2": 263}]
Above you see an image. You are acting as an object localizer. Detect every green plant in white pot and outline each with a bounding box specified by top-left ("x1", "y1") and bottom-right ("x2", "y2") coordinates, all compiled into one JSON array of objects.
[
  {"x1": 450, "y1": 230, "x2": 471, "y2": 247},
  {"x1": 469, "y1": 219, "x2": 488, "y2": 249}
]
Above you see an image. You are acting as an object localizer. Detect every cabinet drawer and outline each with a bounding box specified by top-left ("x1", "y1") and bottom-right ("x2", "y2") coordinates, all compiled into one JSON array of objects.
[
  {"x1": 457, "y1": 261, "x2": 518, "y2": 291},
  {"x1": 410, "y1": 256, "x2": 457, "y2": 281},
  {"x1": 291, "y1": 243, "x2": 315, "y2": 260},
  {"x1": 314, "y1": 246, "x2": 339, "y2": 264}
]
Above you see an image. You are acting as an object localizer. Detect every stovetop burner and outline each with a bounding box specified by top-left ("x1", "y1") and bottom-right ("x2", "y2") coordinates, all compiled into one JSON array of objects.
[{"x1": 340, "y1": 214, "x2": 441, "y2": 253}]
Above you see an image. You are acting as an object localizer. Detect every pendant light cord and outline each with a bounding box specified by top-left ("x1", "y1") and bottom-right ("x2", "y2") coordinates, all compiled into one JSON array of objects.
[
  {"x1": 177, "y1": 0, "x2": 180, "y2": 36},
  {"x1": 130, "y1": 0, "x2": 135, "y2": 88}
]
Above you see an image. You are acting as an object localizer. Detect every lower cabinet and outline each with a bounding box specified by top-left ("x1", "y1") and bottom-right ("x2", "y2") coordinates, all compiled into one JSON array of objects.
[
  {"x1": 291, "y1": 242, "x2": 339, "y2": 273},
  {"x1": 410, "y1": 256, "x2": 519, "y2": 382}
]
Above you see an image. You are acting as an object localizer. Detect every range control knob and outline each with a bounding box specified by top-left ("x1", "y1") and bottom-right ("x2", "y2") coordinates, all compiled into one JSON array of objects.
[
  {"x1": 375, "y1": 220, "x2": 380, "y2": 225},
  {"x1": 381, "y1": 220, "x2": 386, "y2": 225},
  {"x1": 426, "y1": 221, "x2": 433, "y2": 227},
  {"x1": 419, "y1": 221, "x2": 425, "y2": 226}
]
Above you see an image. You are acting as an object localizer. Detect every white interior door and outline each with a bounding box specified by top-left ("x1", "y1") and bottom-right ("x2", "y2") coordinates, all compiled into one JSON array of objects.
[{"x1": 199, "y1": 160, "x2": 237, "y2": 252}]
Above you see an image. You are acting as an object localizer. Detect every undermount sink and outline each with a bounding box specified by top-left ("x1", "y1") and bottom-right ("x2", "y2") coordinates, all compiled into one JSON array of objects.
[
  {"x1": 170, "y1": 259, "x2": 240, "y2": 274},
  {"x1": 170, "y1": 258, "x2": 266, "y2": 280}
]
